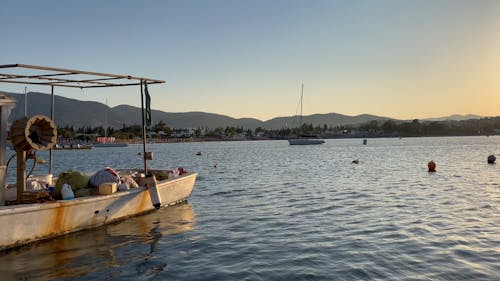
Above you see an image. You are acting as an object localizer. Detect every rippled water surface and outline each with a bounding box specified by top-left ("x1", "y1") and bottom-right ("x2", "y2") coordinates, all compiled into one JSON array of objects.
[{"x1": 1, "y1": 136, "x2": 499, "y2": 280}]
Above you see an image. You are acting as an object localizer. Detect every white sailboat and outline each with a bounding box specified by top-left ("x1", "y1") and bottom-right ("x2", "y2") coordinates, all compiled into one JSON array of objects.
[{"x1": 288, "y1": 84, "x2": 325, "y2": 145}]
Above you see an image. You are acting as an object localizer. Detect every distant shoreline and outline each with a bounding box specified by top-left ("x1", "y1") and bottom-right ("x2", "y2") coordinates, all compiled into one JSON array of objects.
[{"x1": 120, "y1": 134, "x2": 500, "y2": 144}]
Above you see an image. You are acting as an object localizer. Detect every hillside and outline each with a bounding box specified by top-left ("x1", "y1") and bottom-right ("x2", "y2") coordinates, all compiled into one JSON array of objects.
[
  {"x1": 423, "y1": 114, "x2": 483, "y2": 122},
  {"x1": 2, "y1": 91, "x2": 488, "y2": 130}
]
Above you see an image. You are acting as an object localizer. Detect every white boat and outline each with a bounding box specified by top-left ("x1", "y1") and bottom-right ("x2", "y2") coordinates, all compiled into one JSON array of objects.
[
  {"x1": 54, "y1": 143, "x2": 93, "y2": 150},
  {"x1": 0, "y1": 170, "x2": 196, "y2": 249},
  {"x1": 0, "y1": 64, "x2": 197, "y2": 250},
  {"x1": 93, "y1": 142, "x2": 128, "y2": 148},
  {"x1": 288, "y1": 84, "x2": 325, "y2": 145},
  {"x1": 288, "y1": 138, "x2": 325, "y2": 145}
]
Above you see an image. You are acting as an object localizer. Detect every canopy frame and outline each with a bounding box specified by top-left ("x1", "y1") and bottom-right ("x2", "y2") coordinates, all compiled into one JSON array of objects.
[
  {"x1": 0, "y1": 64, "x2": 164, "y2": 176},
  {"x1": 0, "y1": 64, "x2": 164, "y2": 88}
]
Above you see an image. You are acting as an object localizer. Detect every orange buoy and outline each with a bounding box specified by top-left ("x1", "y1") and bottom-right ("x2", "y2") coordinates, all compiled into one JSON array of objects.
[
  {"x1": 427, "y1": 161, "x2": 436, "y2": 172},
  {"x1": 37, "y1": 158, "x2": 45, "y2": 164}
]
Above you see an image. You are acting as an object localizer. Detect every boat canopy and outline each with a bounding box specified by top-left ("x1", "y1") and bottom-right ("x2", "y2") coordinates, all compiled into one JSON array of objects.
[
  {"x1": 0, "y1": 63, "x2": 165, "y2": 180},
  {"x1": 0, "y1": 64, "x2": 164, "y2": 88}
]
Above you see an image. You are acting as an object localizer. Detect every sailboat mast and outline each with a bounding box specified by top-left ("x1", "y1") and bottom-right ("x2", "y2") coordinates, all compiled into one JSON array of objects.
[{"x1": 299, "y1": 83, "x2": 303, "y2": 128}]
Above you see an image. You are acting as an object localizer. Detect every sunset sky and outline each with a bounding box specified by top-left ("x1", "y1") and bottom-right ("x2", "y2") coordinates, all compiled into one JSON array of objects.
[{"x1": 2, "y1": 0, "x2": 499, "y2": 121}]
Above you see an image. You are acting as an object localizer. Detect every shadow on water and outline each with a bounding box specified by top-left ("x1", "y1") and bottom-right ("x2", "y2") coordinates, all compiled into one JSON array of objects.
[{"x1": 0, "y1": 203, "x2": 196, "y2": 281}]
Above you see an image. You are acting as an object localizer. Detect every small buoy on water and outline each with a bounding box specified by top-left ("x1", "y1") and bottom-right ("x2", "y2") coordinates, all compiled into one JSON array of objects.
[
  {"x1": 196, "y1": 151, "x2": 202, "y2": 156},
  {"x1": 37, "y1": 159, "x2": 45, "y2": 164},
  {"x1": 487, "y1": 154, "x2": 496, "y2": 164},
  {"x1": 428, "y1": 161, "x2": 436, "y2": 172},
  {"x1": 352, "y1": 159, "x2": 359, "y2": 164}
]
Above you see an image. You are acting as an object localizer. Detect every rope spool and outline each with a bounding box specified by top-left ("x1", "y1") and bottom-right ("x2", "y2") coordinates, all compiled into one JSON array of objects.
[
  {"x1": 9, "y1": 115, "x2": 57, "y2": 151},
  {"x1": 8, "y1": 115, "x2": 57, "y2": 203}
]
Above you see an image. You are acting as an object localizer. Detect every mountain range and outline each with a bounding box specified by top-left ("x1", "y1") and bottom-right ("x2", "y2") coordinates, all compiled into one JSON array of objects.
[
  {"x1": 2, "y1": 91, "x2": 488, "y2": 130},
  {"x1": 422, "y1": 114, "x2": 483, "y2": 122}
]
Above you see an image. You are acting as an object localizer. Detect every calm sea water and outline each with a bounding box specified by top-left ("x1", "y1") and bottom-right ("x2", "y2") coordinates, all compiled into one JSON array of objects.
[{"x1": 1, "y1": 136, "x2": 499, "y2": 281}]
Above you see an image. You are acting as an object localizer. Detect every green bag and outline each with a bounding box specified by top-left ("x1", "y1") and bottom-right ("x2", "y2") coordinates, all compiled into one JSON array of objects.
[{"x1": 54, "y1": 170, "x2": 90, "y2": 199}]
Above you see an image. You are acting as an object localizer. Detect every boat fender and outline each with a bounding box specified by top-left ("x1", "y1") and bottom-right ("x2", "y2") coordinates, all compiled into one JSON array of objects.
[
  {"x1": 61, "y1": 183, "x2": 75, "y2": 200},
  {"x1": 427, "y1": 161, "x2": 436, "y2": 172},
  {"x1": 487, "y1": 154, "x2": 496, "y2": 164},
  {"x1": 146, "y1": 174, "x2": 162, "y2": 209}
]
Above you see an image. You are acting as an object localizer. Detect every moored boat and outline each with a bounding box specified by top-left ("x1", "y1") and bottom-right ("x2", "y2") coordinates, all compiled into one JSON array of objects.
[
  {"x1": 288, "y1": 137, "x2": 325, "y2": 145},
  {"x1": 0, "y1": 170, "x2": 196, "y2": 249},
  {"x1": 93, "y1": 142, "x2": 128, "y2": 148},
  {"x1": 0, "y1": 64, "x2": 197, "y2": 250},
  {"x1": 288, "y1": 84, "x2": 325, "y2": 145},
  {"x1": 54, "y1": 143, "x2": 93, "y2": 150}
]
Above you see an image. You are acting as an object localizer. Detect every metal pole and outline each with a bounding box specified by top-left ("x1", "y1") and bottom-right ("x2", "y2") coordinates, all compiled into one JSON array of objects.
[
  {"x1": 0, "y1": 95, "x2": 16, "y2": 206},
  {"x1": 140, "y1": 80, "x2": 147, "y2": 175},
  {"x1": 16, "y1": 151, "x2": 26, "y2": 204},
  {"x1": 24, "y1": 86, "x2": 27, "y2": 117},
  {"x1": 49, "y1": 85, "x2": 54, "y2": 175}
]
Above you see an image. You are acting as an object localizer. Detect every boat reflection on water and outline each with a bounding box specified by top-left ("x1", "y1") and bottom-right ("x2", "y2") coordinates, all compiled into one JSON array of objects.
[{"x1": 0, "y1": 203, "x2": 196, "y2": 281}]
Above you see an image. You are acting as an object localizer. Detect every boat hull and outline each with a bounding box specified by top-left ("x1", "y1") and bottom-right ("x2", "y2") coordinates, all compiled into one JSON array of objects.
[
  {"x1": 288, "y1": 138, "x2": 325, "y2": 145},
  {"x1": 0, "y1": 172, "x2": 196, "y2": 250},
  {"x1": 54, "y1": 144, "x2": 92, "y2": 150},
  {"x1": 93, "y1": 143, "x2": 128, "y2": 147}
]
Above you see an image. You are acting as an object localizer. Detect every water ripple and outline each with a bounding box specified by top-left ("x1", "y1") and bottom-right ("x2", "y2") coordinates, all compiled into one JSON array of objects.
[{"x1": 1, "y1": 137, "x2": 499, "y2": 280}]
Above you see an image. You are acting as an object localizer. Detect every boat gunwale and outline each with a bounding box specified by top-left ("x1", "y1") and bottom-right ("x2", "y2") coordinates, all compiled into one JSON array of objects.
[{"x1": 0, "y1": 172, "x2": 197, "y2": 215}]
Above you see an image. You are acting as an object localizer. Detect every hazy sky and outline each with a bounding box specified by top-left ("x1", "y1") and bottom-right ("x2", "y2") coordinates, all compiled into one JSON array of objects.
[{"x1": 2, "y1": 0, "x2": 499, "y2": 121}]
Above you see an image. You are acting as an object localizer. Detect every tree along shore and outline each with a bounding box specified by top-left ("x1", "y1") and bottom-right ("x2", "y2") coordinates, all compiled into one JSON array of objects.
[{"x1": 56, "y1": 117, "x2": 500, "y2": 143}]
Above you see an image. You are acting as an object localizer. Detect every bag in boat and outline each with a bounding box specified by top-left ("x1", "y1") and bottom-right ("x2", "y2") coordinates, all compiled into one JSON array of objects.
[
  {"x1": 89, "y1": 167, "x2": 120, "y2": 188},
  {"x1": 121, "y1": 174, "x2": 139, "y2": 189},
  {"x1": 26, "y1": 179, "x2": 45, "y2": 192},
  {"x1": 26, "y1": 174, "x2": 53, "y2": 192},
  {"x1": 54, "y1": 170, "x2": 90, "y2": 199},
  {"x1": 166, "y1": 167, "x2": 187, "y2": 179}
]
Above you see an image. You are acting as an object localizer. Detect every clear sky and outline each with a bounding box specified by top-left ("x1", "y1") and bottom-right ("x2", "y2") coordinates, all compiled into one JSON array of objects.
[{"x1": 2, "y1": 0, "x2": 499, "y2": 121}]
